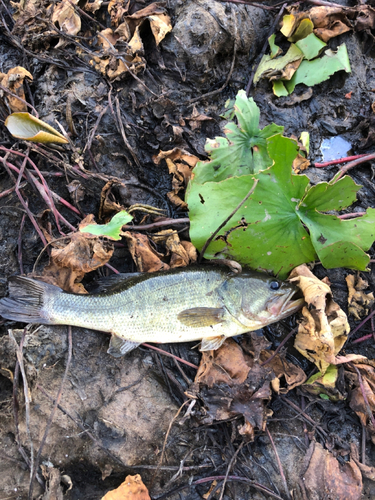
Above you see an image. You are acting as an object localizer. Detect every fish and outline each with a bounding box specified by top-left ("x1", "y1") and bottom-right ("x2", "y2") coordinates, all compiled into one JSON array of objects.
[{"x1": 0, "y1": 267, "x2": 304, "y2": 357}]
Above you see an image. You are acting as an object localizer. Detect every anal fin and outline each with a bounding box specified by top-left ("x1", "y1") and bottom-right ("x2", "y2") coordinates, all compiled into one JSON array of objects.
[
  {"x1": 200, "y1": 335, "x2": 226, "y2": 351},
  {"x1": 108, "y1": 334, "x2": 141, "y2": 358},
  {"x1": 177, "y1": 307, "x2": 224, "y2": 328}
]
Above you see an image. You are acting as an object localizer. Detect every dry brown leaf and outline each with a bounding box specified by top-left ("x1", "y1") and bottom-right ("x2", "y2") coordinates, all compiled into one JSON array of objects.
[
  {"x1": 123, "y1": 231, "x2": 169, "y2": 273},
  {"x1": 0, "y1": 66, "x2": 33, "y2": 112},
  {"x1": 99, "y1": 180, "x2": 126, "y2": 222},
  {"x1": 41, "y1": 215, "x2": 114, "y2": 293},
  {"x1": 292, "y1": 153, "x2": 310, "y2": 173},
  {"x1": 290, "y1": 264, "x2": 350, "y2": 374},
  {"x1": 350, "y1": 442, "x2": 375, "y2": 481},
  {"x1": 345, "y1": 360, "x2": 375, "y2": 442},
  {"x1": 101, "y1": 474, "x2": 150, "y2": 500},
  {"x1": 41, "y1": 466, "x2": 65, "y2": 500},
  {"x1": 52, "y1": 0, "x2": 81, "y2": 36},
  {"x1": 153, "y1": 148, "x2": 199, "y2": 209},
  {"x1": 346, "y1": 274, "x2": 374, "y2": 320},
  {"x1": 190, "y1": 338, "x2": 305, "y2": 440},
  {"x1": 108, "y1": 0, "x2": 128, "y2": 27},
  {"x1": 151, "y1": 229, "x2": 197, "y2": 268},
  {"x1": 185, "y1": 106, "x2": 214, "y2": 131},
  {"x1": 98, "y1": 28, "x2": 119, "y2": 50},
  {"x1": 259, "y1": 350, "x2": 306, "y2": 393},
  {"x1": 84, "y1": 0, "x2": 103, "y2": 13},
  {"x1": 301, "y1": 441, "x2": 362, "y2": 500}
]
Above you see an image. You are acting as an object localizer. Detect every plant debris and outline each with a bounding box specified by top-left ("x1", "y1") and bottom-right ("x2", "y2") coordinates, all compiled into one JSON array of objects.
[{"x1": 101, "y1": 474, "x2": 150, "y2": 500}]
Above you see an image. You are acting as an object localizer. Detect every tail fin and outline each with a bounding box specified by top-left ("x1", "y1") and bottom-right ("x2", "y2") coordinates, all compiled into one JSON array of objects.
[{"x1": 0, "y1": 276, "x2": 61, "y2": 324}]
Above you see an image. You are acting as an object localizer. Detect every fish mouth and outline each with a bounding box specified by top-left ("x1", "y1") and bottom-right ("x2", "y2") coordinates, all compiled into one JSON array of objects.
[{"x1": 266, "y1": 289, "x2": 304, "y2": 319}]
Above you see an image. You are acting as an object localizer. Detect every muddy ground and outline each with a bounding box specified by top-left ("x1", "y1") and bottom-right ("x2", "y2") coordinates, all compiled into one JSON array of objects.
[{"x1": 1, "y1": 0, "x2": 375, "y2": 498}]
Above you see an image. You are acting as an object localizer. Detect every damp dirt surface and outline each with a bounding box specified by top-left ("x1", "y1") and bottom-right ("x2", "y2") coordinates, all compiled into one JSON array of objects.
[{"x1": 1, "y1": 0, "x2": 375, "y2": 499}]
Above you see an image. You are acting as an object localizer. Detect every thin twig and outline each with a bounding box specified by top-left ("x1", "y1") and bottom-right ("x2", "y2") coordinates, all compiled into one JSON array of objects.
[
  {"x1": 198, "y1": 179, "x2": 258, "y2": 263},
  {"x1": 261, "y1": 327, "x2": 298, "y2": 366},
  {"x1": 142, "y1": 343, "x2": 198, "y2": 370},
  {"x1": 266, "y1": 426, "x2": 291, "y2": 500},
  {"x1": 114, "y1": 95, "x2": 141, "y2": 167},
  {"x1": 219, "y1": 442, "x2": 244, "y2": 500},
  {"x1": 28, "y1": 327, "x2": 73, "y2": 499}
]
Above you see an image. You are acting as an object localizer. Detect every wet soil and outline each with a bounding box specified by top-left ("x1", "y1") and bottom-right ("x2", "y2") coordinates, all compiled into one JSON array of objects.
[{"x1": 1, "y1": 0, "x2": 375, "y2": 498}]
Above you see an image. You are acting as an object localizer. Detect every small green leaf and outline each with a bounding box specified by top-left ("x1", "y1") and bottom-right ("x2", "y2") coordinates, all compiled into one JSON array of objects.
[
  {"x1": 295, "y1": 33, "x2": 326, "y2": 60},
  {"x1": 5, "y1": 112, "x2": 69, "y2": 144},
  {"x1": 273, "y1": 80, "x2": 289, "y2": 97},
  {"x1": 191, "y1": 90, "x2": 283, "y2": 183},
  {"x1": 285, "y1": 43, "x2": 351, "y2": 94},
  {"x1": 80, "y1": 211, "x2": 133, "y2": 240},
  {"x1": 268, "y1": 34, "x2": 282, "y2": 59}
]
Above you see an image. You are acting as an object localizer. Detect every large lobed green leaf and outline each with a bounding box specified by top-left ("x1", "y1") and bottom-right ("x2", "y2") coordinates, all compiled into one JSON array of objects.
[{"x1": 187, "y1": 132, "x2": 375, "y2": 278}]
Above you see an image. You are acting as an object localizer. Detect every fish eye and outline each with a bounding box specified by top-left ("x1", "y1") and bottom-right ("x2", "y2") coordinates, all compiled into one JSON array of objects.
[{"x1": 270, "y1": 281, "x2": 280, "y2": 290}]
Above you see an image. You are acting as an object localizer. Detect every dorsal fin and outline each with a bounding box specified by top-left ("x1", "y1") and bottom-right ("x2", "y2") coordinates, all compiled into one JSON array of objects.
[{"x1": 86, "y1": 273, "x2": 142, "y2": 294}]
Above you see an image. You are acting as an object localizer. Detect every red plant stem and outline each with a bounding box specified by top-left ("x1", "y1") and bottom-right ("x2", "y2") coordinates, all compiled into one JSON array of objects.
[
  {"x1": 334, "y1": 152, "x2": 375, "y2": 182},
  {"x1": 142, "y1": 343, "x2": 198, "y2": 370},
  {"x1": 338, "y1": 212, "x2": 366, "y2": 219},
  {"x1": 351, "y1": 334, "x2": 373, "y2": 345},
  {"x1": 314, "y1": 154, "x2": 369, "y2": 168}
]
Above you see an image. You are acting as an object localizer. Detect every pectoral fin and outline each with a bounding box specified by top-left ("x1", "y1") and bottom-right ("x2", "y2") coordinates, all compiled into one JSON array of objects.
[
  {"x1": 200, "y1": 335, "x2": 226, "y2": 351},
  {"x1": 177, "y1": 307, "x2": 225, "y2": 328},
  {"x1": 108, "y1": 335, "x2": 141, "y2": 357}
]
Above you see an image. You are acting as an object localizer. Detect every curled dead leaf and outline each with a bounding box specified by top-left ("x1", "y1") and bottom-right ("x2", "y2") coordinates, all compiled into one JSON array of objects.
[
  {"x1": 151, "y1": 229, "x2": 197, "y2": 268},
  {"x1": 41, "y1": 215, "x2": 114, "y2": 293},
  {"x1": 153, "y1": 148, "x2": 199, "y2": 209},
  {"x1": 52, "y1": 0, "x2": 81, "y2": 37},
  {"x1": 346, "y1": 274, "x2": 374, "y2": 320},
  {"x1": 123, "y1": 231, "x2": 169, "y2": 273},
  {"x1": 101, "y1": 474, "x2": 150, "y2": 500},
  {"x1": 289, "y1": 264, "x2": 350, "y2": 374},
  {"x1": 0, "y1": 66, "x2": 33, "y2": 112}
]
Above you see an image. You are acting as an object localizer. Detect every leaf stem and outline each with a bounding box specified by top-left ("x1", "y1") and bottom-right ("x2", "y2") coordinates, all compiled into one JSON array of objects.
[{"x1": 314, "y1": 154, "x2": 369, "y2": 168}]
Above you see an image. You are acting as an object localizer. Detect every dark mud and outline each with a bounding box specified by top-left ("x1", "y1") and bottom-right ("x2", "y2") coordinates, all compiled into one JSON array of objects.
[{"x1": 0, "y1": 0, "x2": 375, "y2": 498}]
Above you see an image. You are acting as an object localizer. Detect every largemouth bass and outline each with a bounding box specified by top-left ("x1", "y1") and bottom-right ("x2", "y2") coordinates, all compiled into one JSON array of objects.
[{"x1": 0, "y1": 267, "x2": 303, "y2": 357}]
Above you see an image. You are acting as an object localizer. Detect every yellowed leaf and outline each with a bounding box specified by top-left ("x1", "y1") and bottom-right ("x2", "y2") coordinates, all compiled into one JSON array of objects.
[
  {"x1": 5, "y1": 112, "x2": 69, "y2": 144},
  {"x1": 148, "y1": 13, "x2": 172, "y2": 45},
  {"x1": 101, "y1": 474, "x2": 150, "y2": 500},
  {"x1": 84, "y1": 0, "x2": 103, "y2": 13},
  {"x1": 289, "y1": 264, "x2": 350, "y2": 374}
]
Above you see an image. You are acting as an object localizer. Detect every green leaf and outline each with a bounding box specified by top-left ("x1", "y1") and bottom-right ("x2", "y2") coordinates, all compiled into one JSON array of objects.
[
  {"x1": 188, "y1": 135, "x2": 317, "y2": 278},
  {"x1": 285, "y1": 43, "x2": 351, "y2": 94},
  {"x1": 273, "y1": 80, "x2": 289, "y2": 97},
  {"x1": 268, "y1": 34, "x2": 282, "y2": 59},
  {"x1": 80, "y1": 210, "x2": 133, "y2": 240},
  {"x1": 295, "y1": 33, "x2": 326, "y2": 60},
  {"x1": 5, "y1": 112, "x2": 69, "y2": 144},
  {"x1": 254, "y1": 44, "x2": 303, "y2": 85},
  {"x1": 191, "y1": 90, "x2": 283, "y2": 184}
]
